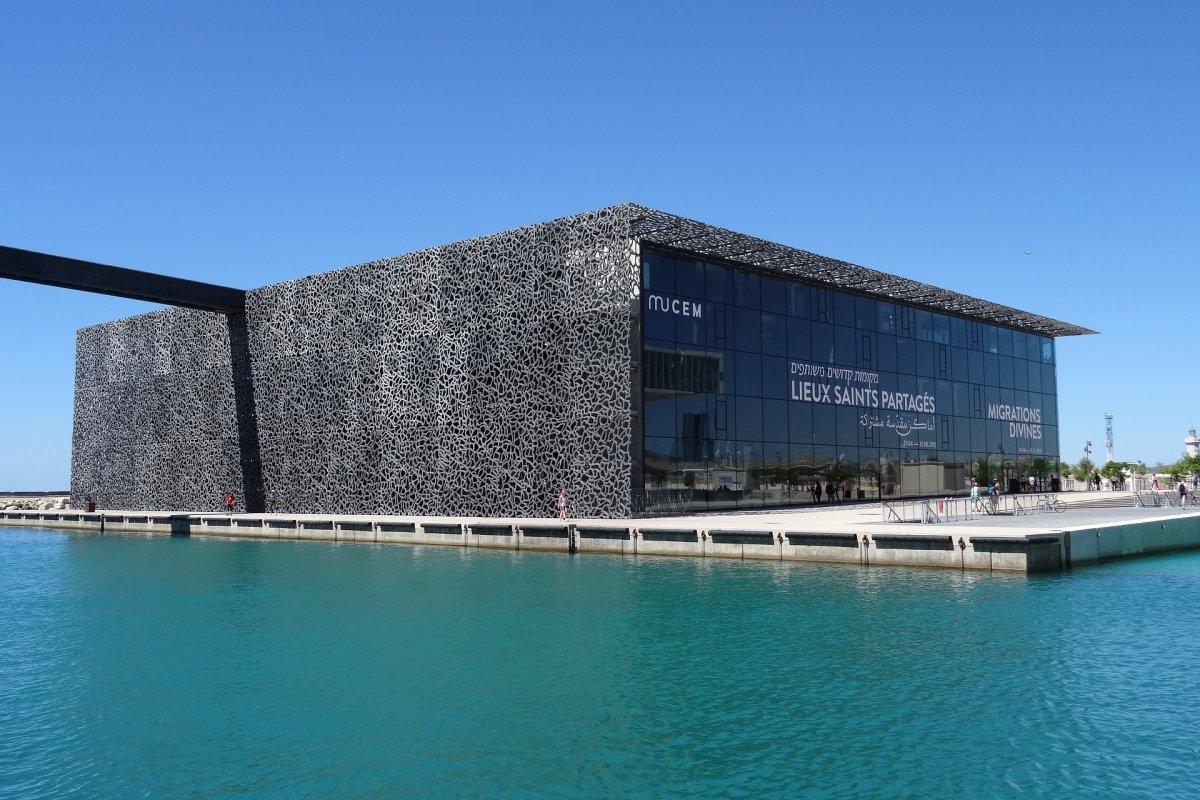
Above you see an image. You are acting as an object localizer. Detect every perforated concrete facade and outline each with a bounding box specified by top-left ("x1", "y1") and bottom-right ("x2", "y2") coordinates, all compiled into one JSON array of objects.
[{"x1": 72, "y1": 206, "x2": 641, "y2": 516}]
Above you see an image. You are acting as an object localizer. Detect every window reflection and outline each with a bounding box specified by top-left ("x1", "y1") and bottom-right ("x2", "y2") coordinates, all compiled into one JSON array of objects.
[{"x1": 639, "y1": 248, "x2": 1062, "y2": 512}]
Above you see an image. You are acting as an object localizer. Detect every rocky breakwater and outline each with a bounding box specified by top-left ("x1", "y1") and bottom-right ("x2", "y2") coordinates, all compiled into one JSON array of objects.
[{"x1": 2, "y1": 495, "x2": 70, "y2": 511}]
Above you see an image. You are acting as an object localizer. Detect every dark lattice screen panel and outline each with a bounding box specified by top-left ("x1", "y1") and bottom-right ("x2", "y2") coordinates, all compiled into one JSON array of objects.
[{"x1": 71, "y1": 308, "x2": 245, "y2": 511}]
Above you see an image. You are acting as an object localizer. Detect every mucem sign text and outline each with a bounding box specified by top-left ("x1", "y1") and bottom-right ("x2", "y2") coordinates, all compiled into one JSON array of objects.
[{"x1": 646, "y1": 293, "x2": 703, "y2": 318}]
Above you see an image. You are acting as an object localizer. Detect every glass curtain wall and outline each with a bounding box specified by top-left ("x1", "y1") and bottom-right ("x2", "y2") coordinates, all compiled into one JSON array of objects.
[{"x1": 640, "y1": 247, "x2": 1060, "y2": 513}]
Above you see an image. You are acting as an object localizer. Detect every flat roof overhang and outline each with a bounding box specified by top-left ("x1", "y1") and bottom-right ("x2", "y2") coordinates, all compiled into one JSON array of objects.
[{"x1": 627, "y1": 205, "x2": 1095, "y2": 338}]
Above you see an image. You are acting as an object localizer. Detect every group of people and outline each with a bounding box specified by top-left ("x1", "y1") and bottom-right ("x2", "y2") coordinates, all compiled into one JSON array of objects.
[
  {"x1": 808, "y1": 482, "x2": 851, "y2": 503},
  {"x1": 1150, "y1": 477, "x2": 1194, "y2": 508},
  {"x1": 969, "y1": 480, "x2": 1003, "y2": 510}
]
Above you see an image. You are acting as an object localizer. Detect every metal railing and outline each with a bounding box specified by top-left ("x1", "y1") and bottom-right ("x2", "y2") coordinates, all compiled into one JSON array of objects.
[
  {"x1": 1134, "y1": 490, "x2": 1200, "y2": 509},
  {"x1": 882, "y1": 493, "x2": 1064, "y2": 523}
]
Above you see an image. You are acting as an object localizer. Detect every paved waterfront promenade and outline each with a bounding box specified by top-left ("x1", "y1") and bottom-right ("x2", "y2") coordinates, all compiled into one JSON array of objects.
[{"x1": 5, "y1": 491, "x2": 1200, "y2": 573}]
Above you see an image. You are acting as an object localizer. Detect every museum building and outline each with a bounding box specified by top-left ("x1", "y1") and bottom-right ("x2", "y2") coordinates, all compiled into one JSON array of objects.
[{"x1": 70, "y1": 205, "x2": 1093, "y2": 517}]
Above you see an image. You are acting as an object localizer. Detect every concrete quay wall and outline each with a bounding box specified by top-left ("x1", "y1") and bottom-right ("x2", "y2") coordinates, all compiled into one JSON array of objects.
[
  {"x1": 1064, "y1": 513, "x2": 1200, "y2": 566},
  {"x1": 0, "y1": 511, "x2": 1069, "y2": 573}
]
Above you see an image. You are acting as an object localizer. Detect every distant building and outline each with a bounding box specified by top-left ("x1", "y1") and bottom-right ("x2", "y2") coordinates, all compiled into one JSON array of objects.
[{"x1": 1186, "y1": 427, "x2": 1200, "y2": 458}]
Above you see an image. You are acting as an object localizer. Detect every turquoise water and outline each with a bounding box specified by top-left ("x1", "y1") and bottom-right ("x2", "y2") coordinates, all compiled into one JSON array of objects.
[{"x1": 2, "y1": 529, "x2": 1198, "y2": 799}]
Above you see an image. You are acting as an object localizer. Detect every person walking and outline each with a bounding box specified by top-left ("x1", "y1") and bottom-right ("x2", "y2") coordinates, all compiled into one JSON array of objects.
[
  {"x1": 223, "y1": 492, "x2": 235, "y2": 513},
  {"x1": 987, "y1": 481, "x2": 998, "y2": 512},
  {"x1": 1028, "y1": 474, "x2": 1036, "y2": 494},
  {"x1": 824, "y1": 481, "x2": 835, "y2": 503},
  {"x1": 1179, "y1": 480, "x2": 1189, "y2": 509},
  {"x1": 555, "y1": 487, "x2": 570, "y2": 520},
  {"x1": 810, "y1": 483, "x2": 821, "y2": 503}
]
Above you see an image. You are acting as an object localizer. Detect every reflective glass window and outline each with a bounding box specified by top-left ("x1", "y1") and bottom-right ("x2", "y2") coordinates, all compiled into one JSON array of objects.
[
  {"x1": 708, "y1": 305, "x2": 730, "y2": 349},
  {"x1": 998, "y1": 356, "x2": 1014, "y2": 388},
  {"x1": 951, "y1": 347, "x2": 968, "y2": 381},
  {"x1": 787, "y1": 318, "x2": 811, "y2": 359},
  {"x1": 855, "y1": 297, "x2": 877, "y2": 330},
  {"x1": 877, "y1": 302, "x2": 897, "y2": 333},
  {"x1": 984, "y1": 354, "x2": 999, "y2": 386},
  {"x1": 876, "y1": 334, "x2": 897, "y2": 372},
  {"x1": 968, "y1": 349, "x2": 984, "y2": 384},
  {"x1": 936, "y1": 345, "x2": 950, "y2": 379},
  {"x1": 950, "y1": 316, "x2": 968, "y2": 348},
  {"x1": 915, "y1": 310, "x2": 933, "y2": 342},
  {"x1": 789, "y1": 402, "x2": 813, "y2": 443},
  {"x1": 834, "y1": 292, "x2": 856, "y2": 327},
  {"x1": 642, "y1": 256, "x2": 1059, "y2": 503},
  {"x1": 1012, "y1": 358, "x2": 1027, "y2": 390},
  {"x1": 813, "y1": 288, "x2": 832, "y2": 322},
  {"x1": 787, "y1": 283, "x2": 810, "y2": 318},
  {"x1": 984, "y1": 325, "x2": 999, "y2": 354},
  {"x1": 1042, "y1": 363, "x2": 1056, "y2": 393},
  {"x1": 734, "y1": 271, "x2": 760, "y2": 309},
  {"x1": 643, "y1": 253, "x2": 675, "y2": 294},
  {"x1": 932, "y1": 313, "x2": 950, "y2": 344},
  {"x1": 898, "y1": 306, "x2": 915, "y2": 338},
  {"x1": 834, "y1": 326, "x2": 856, "y2": 365},
  {"x1": 811, "y1": 322, "x2": 834, "y2": 363},
  {"x1": 812, "y1": 404, "x2": 835, "y2": 444},
  {"x1": 999, "y1": 328, "x2": 1014, "y2": 357},
  {"x1": 734, "y1": 352, "x2": 761, "y2": 396},
  {"x1": 761, "y1": 356, "x2": 789, "y2": 399},
  {"x1": 761, "y1": 313, "x2": 787, "y2": 356},
  {"x1": 763, "y1": 399, "x2": 789, "y2": 442},
  {"x1": 896, "y1": 337, "x2": 916, "y2": 374},
  {"x1": 952, "y1": 382, "x2": 970, "y2": 416},
  {"x1": 733, "y1": 308, "x2": 761, "y2": 352},
  {"x1": 761, "y1": 277, "x2": 786, "y2": 314},
  {"x1": 676, "y1": 258, "x2": 705, "y2": 300},
  {"x1": 915, "y1": 340, "x2": 935, "y2": 377},
  {"x1": 677, "y1": 393, "x2": 711, "y2": 441},
  {"x1": 836, "y1": 406, "x2": 859, "y2": 446},
  {"x1": 644, "y1": 299, "x2": 674, "y2": 340},
  {"x1": 644, "y1": 393, "x2": 676, "y2": 437},
  {"x1": 676, "y1": 312, "x2": 704, "y2": 346},
  {"x1": 706, "y1": 263, "x2": 732, "y2": 303},
  {"x1": 858, "y1": 331, "x2": 876, "y2": 369},
  {"x1": 735, "y1": 441, "x2": 764, "y2": 508},
  {"x1": 1041, "y1": 337, "x2": 1054, "y2": 364},
  {"x1": 734, "y1": 397, "x2": 763, "y2": 441}
]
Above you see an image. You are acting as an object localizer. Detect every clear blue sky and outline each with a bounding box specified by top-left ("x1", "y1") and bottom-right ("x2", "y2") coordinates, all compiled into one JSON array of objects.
[{"x1": 2, "y1": 1, "x2": 1196, "y2": 489}]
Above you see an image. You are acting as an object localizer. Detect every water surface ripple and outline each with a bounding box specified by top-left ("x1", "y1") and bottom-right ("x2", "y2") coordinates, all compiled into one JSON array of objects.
[{"x1": 1, "y1": 529, "x2": 1198, "y2": 799}]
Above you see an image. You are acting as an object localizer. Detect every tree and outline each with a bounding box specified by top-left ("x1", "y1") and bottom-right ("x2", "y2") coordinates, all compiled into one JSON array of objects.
[
  {"x1": 1171, "y1": 454, "x2": 1200, "y2": 477},
  {"x1": 1100, "y1": 461, "x2": 1127, "y2": 483},
  {"x1": 1071, "y1": 458, "x2": 1096, "y2": 483}
]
